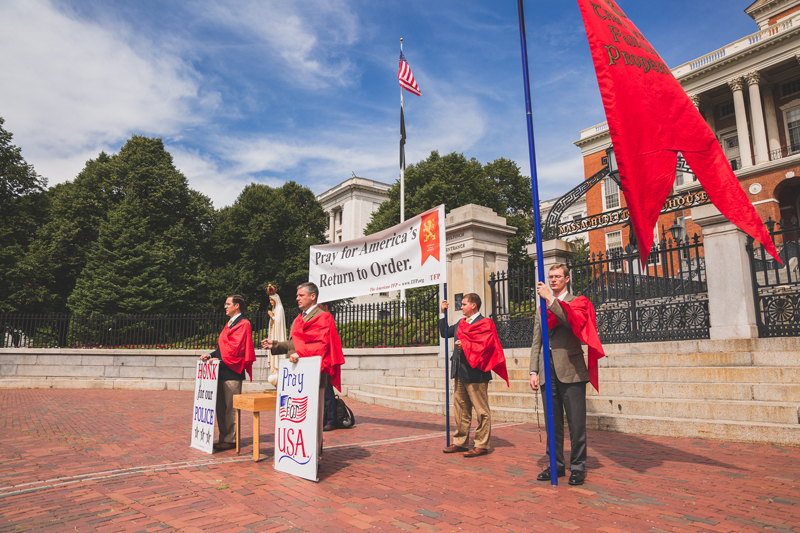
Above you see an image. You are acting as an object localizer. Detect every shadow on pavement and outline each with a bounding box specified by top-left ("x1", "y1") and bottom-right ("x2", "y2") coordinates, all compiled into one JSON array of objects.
[{"x1": 592, "y1": 431, "x2": 744, "y2": 473}]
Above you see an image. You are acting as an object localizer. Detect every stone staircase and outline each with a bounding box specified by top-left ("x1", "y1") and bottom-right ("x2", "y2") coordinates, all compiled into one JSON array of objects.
[{"x1": 347, "y1": 338, "x2": 800, "y2": 446}]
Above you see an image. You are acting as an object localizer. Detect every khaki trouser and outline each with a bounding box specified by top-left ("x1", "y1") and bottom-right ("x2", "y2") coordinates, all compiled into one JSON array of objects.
[
  {"x1": 452, "y1": 378, "x2": 491, "y2": 449},
  {"x1": 216, "y1": 379, "x2": 243, "y2": 443}
]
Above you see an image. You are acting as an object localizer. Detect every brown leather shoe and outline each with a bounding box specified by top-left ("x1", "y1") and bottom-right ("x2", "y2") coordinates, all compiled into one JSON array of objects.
[
  {"x1": 442, "y1": 444, "x2": 469, "y2": 454},
  {"x1": 214, "y1": 442, "x2": 235, "y2": 451},
  {"x1": 463, "y1": 447, "x2": 488, "y2": 457}
]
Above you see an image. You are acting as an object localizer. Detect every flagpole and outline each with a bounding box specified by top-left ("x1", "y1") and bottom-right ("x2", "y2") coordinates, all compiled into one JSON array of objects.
[
  {"x1": 443, "y1": 282, "x2": 451, "y2": 446},
  {"x1": 400, "y1": 38, "x2": 406, "y2": 305},
  {"x1": 517, "y1": 0, "x2": 558, "y2": 486}
]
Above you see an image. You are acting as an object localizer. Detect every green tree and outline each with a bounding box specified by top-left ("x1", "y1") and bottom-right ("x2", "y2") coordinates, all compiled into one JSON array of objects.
[
  {"x1": 208, "y1": 181, "x2": 327, "y2": 311},
  {"x1": 68, "y1": 197, "x2": 169, "y2": 314},
  {"x1": 12, "y1": 136, "x2": 214, "y2": 313},
  {"x1": 0, "y1": 117, "x2": 49, "y2": 312},
  {"x1": 365, "y1": 151, "x2": 535, "y2": 270}
]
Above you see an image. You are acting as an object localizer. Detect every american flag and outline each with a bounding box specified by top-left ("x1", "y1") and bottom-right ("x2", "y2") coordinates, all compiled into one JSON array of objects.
[
  {"x1": 279, "y1": 395, "x2": 308, "y2": 423},
  {"x1": 398, "y1": 52, "x2": 421, "y2": 96}
]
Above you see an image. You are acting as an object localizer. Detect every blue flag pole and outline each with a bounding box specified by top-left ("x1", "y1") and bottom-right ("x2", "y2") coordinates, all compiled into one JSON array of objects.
[
  {"x1": 517, "y1": 0, "x2": 559, "y2": 486},
  {"x1": 443, "y1": 282, "x2": 451, "y2": 446}
]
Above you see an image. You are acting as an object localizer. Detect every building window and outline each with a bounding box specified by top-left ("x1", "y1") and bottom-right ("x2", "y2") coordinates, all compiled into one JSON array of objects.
[
  {"x1": 719, "y1": 102, "x2": 735, "y2": 118},
  {"x1": 572, "y1": 214, "x2": 583, "y2": 222},
  {"x1": 379, "y1": 292, "x2": 389, "y2": 297},
  {"x1": 603, "y1": 177, "x2": 620, "y2": 210},
  {"x1": 781, "y1": 79, "x2": 800, "y2": 98},
  {"x1": 338, "y1": 210, "x2": 343, "y2": 224},
  {"x1": 606, "y1": 230, "x2": 623, "y2": 270},
  {"x1": 786, "y1": 107, "x2": 800, "y2": 153}
]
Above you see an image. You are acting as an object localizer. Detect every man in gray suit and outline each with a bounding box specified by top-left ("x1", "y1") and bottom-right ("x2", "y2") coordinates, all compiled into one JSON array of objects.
[{"x1": 530, "y1": 263, "x2": 590, "y2": 486}]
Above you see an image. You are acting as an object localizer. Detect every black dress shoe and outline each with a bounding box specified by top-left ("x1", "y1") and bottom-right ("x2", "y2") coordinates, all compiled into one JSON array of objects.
[
  {"x1": 536, "y1": 467, "x2": 565, "y2": 481},
  {"x1": 568, "y1": 470, "x2": 586, "y2": 485}
]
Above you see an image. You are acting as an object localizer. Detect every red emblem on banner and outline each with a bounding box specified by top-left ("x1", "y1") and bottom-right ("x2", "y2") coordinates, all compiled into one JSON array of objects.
[{"x1": 419, "y1": 212, "x2": 440, "y2": 265}]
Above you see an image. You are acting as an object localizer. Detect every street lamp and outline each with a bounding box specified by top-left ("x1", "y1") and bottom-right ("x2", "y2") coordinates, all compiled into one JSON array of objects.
[
  {"x1": 668, "y1": 217, "x2": 683, "y2": 242},
  {"x1": 605, "y1": 145, "x2": 622, "y2": 187}
]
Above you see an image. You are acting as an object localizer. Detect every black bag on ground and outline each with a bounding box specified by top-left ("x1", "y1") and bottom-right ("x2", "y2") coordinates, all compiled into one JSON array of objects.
[{"x1": 335, "y1": 395, "x2": 355, "y2": 428}]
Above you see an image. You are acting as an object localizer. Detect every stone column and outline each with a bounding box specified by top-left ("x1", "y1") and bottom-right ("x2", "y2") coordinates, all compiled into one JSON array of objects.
[
  {"x1": 746, "y1": 72, "x2": 770, "y2": 164},
  {"x1": 690, "y1": 94, "x2": 715, "y2": 132},
  {"x1": 444, "y1": 205, "x2": 517, "y2": 318},
  {"x1": 692, "y1": 204, "x2": 758, "y2": 339},
  {"x1": 762, "y1": 82, "x2": 781, "y2": 156},
  {"x1": 728, "y1": 77, "x2": 753, "y2": 168},
  {"x1": 328, "y1": 211, "x2": 336, "y2": 243},
  {"x1": 528, "y1": 239, "x2": 577, "y2": 282}
]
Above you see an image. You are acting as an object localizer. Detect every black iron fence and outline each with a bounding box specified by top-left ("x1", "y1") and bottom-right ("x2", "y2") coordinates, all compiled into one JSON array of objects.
[
  {"x1": 330, "y1": 287, "x2": 440, "y2": 348},
  {"x1": 746, "y1": 216, "x2": 800, "y2": 337},
  {"x1": 489, "y1": 235, "x2": 709, "y2": 346},
  {"x1": 1, "y1": 312, "x2": 269, "y2": 349}
]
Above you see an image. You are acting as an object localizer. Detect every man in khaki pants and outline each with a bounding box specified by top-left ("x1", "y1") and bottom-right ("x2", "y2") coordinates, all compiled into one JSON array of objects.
[{"x1": 439, "y1": 293, "x2": 496, "y2": 457}]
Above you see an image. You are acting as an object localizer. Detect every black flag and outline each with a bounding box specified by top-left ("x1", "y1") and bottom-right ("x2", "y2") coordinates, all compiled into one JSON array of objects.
[{"x1": 400, "y1": 106, "x2": 406, "y2": 169}]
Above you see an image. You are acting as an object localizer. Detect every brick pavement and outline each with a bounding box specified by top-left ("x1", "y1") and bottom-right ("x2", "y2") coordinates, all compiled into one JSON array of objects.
[{"x1": 0, "y1": 389, "x2": 798, "y2": 532}]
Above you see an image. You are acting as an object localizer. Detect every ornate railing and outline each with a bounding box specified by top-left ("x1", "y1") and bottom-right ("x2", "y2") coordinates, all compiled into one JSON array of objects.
[
  {"x1": 746, "y1": 216, "x2": 800, "y2": 337},
  {"x1": 329, "y1": 287, "x2": 440, "y2": 348},
  {"x1": 1, "y1": 312, "x2": 269, "y2": 349},
  {"x1": 489, "y1": 235, "x2": 708, "y2": 346}
]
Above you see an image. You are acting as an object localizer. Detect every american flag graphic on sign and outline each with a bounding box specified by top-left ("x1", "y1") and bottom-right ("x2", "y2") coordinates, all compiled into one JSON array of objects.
[
  {"x1": 398, "y1": 52, "x2": 421, "y2": 96},
  {"x1": 279, "y1": 395, "x2": 308, "y2": 423}
]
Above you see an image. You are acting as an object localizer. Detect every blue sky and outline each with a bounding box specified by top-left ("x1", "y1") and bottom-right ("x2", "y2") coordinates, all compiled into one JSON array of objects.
[{"x1": 0, "y1": 0, "x2": 760, "y2": 208}]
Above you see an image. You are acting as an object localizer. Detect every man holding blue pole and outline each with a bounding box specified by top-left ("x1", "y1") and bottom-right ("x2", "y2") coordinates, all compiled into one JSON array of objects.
[{"x1": 530, "y1": 263, "x2": 604, "y2": 486}]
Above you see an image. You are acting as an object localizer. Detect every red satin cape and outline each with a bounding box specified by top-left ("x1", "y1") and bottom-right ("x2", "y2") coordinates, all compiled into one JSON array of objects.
[
  {"x1": 456, "y1": 318, "x2": 509, "y2": 386},
  {"x1": 218, "y1": 319, "x2": 257, "y2": 382},
  {"x1": 547, "y1": 297, "x2": 605, "y2": 392},
  {"x1": 290, "y1": 312, "x2": 345, "y2": 391}
]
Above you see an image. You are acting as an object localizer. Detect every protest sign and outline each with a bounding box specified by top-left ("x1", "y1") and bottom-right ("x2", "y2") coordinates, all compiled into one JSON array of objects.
[
  {"x1": 190, "y1": 359, "x2": 219, "y2": 454},
  {"x1": 274, "y1": 356, "x2": 321, "y2": 482},
  {"x1": 309, "y1": 204, "x2": 446, "y2": 302}
]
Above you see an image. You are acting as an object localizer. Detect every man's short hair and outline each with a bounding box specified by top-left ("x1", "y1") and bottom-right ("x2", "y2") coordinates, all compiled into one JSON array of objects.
[
  {"x1": 549, "y1": 264, "x2": 569, "y2": 278},
  {"x1": 463, "y1": 292, "x2": 482, "y2": 311},
  {"x1": 297, "y1": 282, "x2": 319, "y2": 301},
  {"x1": 228, "y1": 294, "x2": 245, "y2": 309}
]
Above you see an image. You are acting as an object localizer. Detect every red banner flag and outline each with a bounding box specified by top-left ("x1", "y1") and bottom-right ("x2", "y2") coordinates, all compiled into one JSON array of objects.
[
  {"x1": 576, "y1": 0, "x2": 780, "y2": 263},
  {"x1": 419, "y1": 210, "x2": 440, "y2": 265}
]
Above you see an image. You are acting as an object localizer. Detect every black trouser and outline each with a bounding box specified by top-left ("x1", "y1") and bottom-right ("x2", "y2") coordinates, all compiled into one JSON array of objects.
[
  {"x1": 323, "y1": 380, "x2": 336, "y2": 426},
  {"x1": 540, "y1": 362, "x2": 587, "y2": 472}
]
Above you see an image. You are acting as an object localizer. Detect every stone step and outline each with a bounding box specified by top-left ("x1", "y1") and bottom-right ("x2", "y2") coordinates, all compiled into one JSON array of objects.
[
  {"x1": 358, "y1": 383, "x2": 799, "y2": 424},
  {"x1": 597, "y1": 381, "x2": 800, "y2": 402},
  {"x1": 587, "y1": 396, "x2": 798, "y2": 425},
  {"x1": 595, "y1": 351, "x2": 800, "y2": 369},
  {"x1": 598, "y1": 366, "x2": 800, "y2": 384},
  {"x1": 346, "y1": 389, "x2": 800, "y2": 446}
]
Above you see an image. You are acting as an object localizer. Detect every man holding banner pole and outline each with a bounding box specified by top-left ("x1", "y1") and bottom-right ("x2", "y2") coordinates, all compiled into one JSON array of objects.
[
  {"x1": 530, "y1": 264, "x2": 605, "y2": 486},
  {"x1": 262, "y1": 282, "x2": 345, "y2": 460},
  {"x1": 439, "y1": 293, "x2": 508, "y2": 457}
]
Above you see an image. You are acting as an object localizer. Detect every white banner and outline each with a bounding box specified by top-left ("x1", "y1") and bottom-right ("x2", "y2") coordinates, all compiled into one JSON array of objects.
[
  {"x1": 274, "y1": 356, "x2": 321, "y2": 482},
  {"x1": 190, "y1": 360, "x2": 219, "y2": 454},
  {"x1": 309, "y1": 204, "x2": 446, "y2": 302}
]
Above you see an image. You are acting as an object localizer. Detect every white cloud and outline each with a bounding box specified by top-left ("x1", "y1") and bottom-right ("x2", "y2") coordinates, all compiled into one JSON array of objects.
[
  {"x1": 0, "y1": 0, "x2": 210, "y2": 183},
  {"x1": 199, "y1": 0, "x2": 360, "y2": 88}
]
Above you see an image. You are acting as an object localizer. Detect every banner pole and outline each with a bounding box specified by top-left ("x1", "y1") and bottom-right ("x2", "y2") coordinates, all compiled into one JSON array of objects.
[
  {"x1": 443, "y1": 282, "x2": 450, "y2": 447},
  {"x1": 517, "y1": 0, "x2": 558, "y2": 486},
  {"x1": 400, "y1": 38, "x2": 406, "y2": 305}
]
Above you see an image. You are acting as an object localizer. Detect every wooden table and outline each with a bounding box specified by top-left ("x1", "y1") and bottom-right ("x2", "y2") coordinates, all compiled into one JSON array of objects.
[{"x1": 232, "y1": 392, "x2": 277, "y2": 461}]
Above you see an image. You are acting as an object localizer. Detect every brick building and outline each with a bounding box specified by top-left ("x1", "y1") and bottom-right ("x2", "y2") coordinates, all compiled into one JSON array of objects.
[{"x1": 574, "y1": 0, "x2": 800, "y2": 260}]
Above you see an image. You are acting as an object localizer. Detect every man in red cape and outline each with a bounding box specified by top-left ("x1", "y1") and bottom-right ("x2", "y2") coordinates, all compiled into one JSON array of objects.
[
  {"x1": 530, "y1": 264, "x2": 605, "y2": 486},
  {"x1": 263, "y1": 282, "x2": 345, "y2": 460},
  {"x1": 201, "y1": 294, "x2": 257, "y2": 452},
  {"x1": 440, "y1": 292, "x2": 508, "y2": 458}
]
